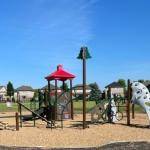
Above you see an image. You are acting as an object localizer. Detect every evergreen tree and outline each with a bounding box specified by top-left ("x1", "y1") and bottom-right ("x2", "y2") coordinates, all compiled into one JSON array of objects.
[
  {"x1": 118, "y1": 79, "x2": 126, "y2": 88},
  {"x1": 89, "y1": 83, "x2": 101, "y2": 104},
  {"x1": 7, "y1": 81, "x2": 14, "y2": 98},
  {"x1": 60, "y1": 82, "x2": 69, "y2": 92},
  {"x1": 138, "y1": 79, "x2": 145, "y2": 83}
]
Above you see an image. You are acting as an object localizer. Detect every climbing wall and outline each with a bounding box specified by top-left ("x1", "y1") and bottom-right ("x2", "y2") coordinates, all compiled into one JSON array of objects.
[{"x1": 131, "y1": 81, "x2": 150, "y2": 123}]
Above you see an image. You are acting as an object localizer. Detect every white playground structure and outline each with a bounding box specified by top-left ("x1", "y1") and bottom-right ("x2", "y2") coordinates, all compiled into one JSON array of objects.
[
  {"x1": 131, "y1": 81, "x2": 150, "y2": 125},
  {"x1": 91, "y1": 81, "x2": 150, "y2": 126}
]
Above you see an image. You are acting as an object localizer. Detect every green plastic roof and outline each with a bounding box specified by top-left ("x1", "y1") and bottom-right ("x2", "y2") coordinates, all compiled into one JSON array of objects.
[{"x1": 77, "y1": 47, "x2": 92, "y2": 59}]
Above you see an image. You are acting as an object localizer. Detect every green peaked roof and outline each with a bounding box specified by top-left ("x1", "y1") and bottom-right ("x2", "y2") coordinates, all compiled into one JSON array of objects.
[{"x1": 77, "y1": 47, "x2": 92, "y2": 59}]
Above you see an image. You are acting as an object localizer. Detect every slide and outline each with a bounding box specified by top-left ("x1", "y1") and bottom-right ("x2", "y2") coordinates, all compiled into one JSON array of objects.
[{"x1": 22, "y1": 107, "x2": 45, "y2": 121}]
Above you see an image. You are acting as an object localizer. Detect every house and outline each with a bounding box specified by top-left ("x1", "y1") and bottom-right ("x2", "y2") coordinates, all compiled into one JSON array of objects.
[
  {"x1": 15, "y1": 86, "x2": 35, "y2": 101},
  {"x1": 41, "y1": 84, "x2": 62, "y2": 94},
  {"x1": 0, "y1": 86, "x2": 7, "y2": 101},
  {"x1": 41, "y1": 84, "x2": 61, "y2": 91},
  {"x1": 105, "y1": 82, "x2": 125, "y2": 98},
  {"x1": 72, "y1": 84, "x2": 92, "y2": 98}
]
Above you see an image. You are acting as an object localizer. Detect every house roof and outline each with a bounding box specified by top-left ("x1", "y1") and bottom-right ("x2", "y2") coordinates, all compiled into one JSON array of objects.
[
  {"x1": 16, "y1": 86, "x2": 34, "y2": 91},
  {"x1": 73, "y1": 84, "x2": 92, "y2": 90},
  {"x1": 105, "y1": 82, "x2": 123, "y2": 88},
  {"x1": 45, "y1": 65, "x2": 75, "y2": 81},
  {"x1": 0, "y1": 86, "x2": 6, "y2": 90},
  {"x1": 41, "y1": 84, "x2": 60, "y2": 90}
]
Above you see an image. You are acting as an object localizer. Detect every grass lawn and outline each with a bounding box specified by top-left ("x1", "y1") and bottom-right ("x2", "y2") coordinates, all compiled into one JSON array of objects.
[
  {"x1": 73, "y1": 100, "x2": 96, "y2": 113},
  {"x1": 0, "y1": 102, "x2": 36, "y2": 112},
  {"x1": 0, "y1": 100, "x2": 145, "y2": 114}
]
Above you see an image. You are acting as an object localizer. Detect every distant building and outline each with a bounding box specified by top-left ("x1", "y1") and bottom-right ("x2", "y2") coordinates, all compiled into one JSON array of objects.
[
  {"x1": 15, "y1": 86, "x2": 35, "y2": 101},
  {"x1": 0, "y1": 86, "x2": 7, "y2": 101},
  {"x1": 41, "y1": 84, "x2": 61, "y2": 91},
  {"x1": 72, "y1": 84, "x2": 92, "y2": 98},
  {"x1": 105, "y1": 82, "x2": 125, "y2": 98}
]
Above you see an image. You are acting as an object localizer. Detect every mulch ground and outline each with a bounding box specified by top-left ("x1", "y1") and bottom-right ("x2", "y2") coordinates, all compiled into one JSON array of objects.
[{"x1": 0, "y1": 112, "x2": 150, "y2": 149}]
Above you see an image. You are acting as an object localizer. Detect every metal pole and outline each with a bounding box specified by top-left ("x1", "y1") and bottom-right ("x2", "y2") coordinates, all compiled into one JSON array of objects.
[
  {"x1": 70, "y1": 79, "x2": 74, "y2": 120},
  {"x1": 83, "y1": 50, "x2": 86, "y2": 129},
  {"x1": 127, "y1": 79, "x2": 131, "y2": 126}
]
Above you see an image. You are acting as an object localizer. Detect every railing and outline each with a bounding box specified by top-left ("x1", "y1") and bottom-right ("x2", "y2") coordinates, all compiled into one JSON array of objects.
[{"x1": 17, "y1": 102, "x2": 51, "y2": 127}]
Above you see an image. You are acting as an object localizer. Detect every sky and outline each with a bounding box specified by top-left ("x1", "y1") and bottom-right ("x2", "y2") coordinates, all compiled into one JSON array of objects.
[{"x1": 0, "y1": 0, "x2": 150, "y2": 90}]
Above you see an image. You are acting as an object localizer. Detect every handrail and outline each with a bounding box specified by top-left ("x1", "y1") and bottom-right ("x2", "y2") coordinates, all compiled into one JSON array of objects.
[{"x1": 17, "y1": 102, "x2": 51, "y2": 125}]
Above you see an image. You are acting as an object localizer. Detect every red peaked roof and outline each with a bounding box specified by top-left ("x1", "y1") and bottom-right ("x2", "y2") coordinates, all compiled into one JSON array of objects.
[{"x1": 45, "y1": 65, "x2": 75, "y2": 81}]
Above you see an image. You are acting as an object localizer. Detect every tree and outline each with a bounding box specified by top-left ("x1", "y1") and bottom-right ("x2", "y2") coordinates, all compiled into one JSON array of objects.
[
  {"x1": 60, "y1": 82, "x2": 69, "y2": 92},
  {"x1": 33, "y1": 89, "x2": 38, "y2": 100},
  {"x1": 118, "y1": 79, "x2": 126, "y2": 88},
  {"x1": 138, "y1": 79, "x2": 145, "y2": 83},
  {"x1": 7, "y1": 81, "x2": 14, "y2": 98},
  {"x1": 89, "y1": 82, "x2": 101, "y2": 104}
]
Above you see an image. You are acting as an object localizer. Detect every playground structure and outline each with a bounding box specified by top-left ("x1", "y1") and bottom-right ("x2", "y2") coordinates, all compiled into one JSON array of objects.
[
  {"x1": 16, "y1": 64, "x2": 76, "y2": 129},
  {"x1": 91, "y1": 98, "x2": 124, "y2": 123},
  {"x1": 90, "y1": 82, "x2": 129, "y2": 124},
  {"x1": 3, "y1": 79, "x2": 147, "y2": 130},
  {"x1": 1, "y1": 77, "x2": 150, "y2": 131},
  {"x1": 131, "y1": 81, "x2": 150, "y2": 125}
]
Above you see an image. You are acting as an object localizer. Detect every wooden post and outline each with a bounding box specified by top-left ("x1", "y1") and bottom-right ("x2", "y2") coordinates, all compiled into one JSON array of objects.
[
  {"x1": 108, "y1": 87, "x2": 111, "y2": 98},
  {"x1": 55, "y1": 79, "x2": 58, "y2": 121},
  {"x1": 108, "y1": 98, "x2": 112, "y2": 123},
  {"x1": 77, "y1": 46, "x2": 91, "y2": 129},
  {"x1": 38, "y1": 89, "x2": 40, "y2": 108},
  {"x1": 70, "y1": 79, "x2": 74, "y2": 120},
  {"x1": 48, "y1": 80, "x2": 51, "y2": 106},
  {"x1": 63, "y1": 81, "x2": 65, "y2": 91},
  {"x1": 131, "y1": 86, "x2": 135, "y2": 119},
  {"x1": 17, "y1": 92, "x2": 19, "y2": 112},
  {"x1": 19, "y1": 103, "x2": 22, "y2": 127},
  {"x1": 127, "y1": 79, "x2": 131, "y2": 126},
  {"x1": 15, "y1": 112, "x2": 19, "y2": 131},
  {"x1": 33, "y1": 116, "x2": 36, "y2": 127},
  {"x1": 132, "y1": 104, "x2": 135, "y2": 119},
  {"x1": 17, "y1": 93, "x2": 22, "y2": 128}
]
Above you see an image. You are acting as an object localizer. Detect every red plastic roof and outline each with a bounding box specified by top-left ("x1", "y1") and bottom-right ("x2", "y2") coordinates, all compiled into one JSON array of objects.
[{"x1": 45, "y1": 65, "x2": 75, "y2": 81}]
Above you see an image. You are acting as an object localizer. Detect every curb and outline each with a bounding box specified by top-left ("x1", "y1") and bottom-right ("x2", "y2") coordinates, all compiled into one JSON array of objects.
[{"x1": 0, "y1": 141, "x2": 150, "y2": 150}]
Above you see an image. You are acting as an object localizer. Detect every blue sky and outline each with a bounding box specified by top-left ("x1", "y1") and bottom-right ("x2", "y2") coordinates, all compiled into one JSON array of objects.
[{"x1": 0, "y1": 0, "x2": 150, "y2": 90}]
